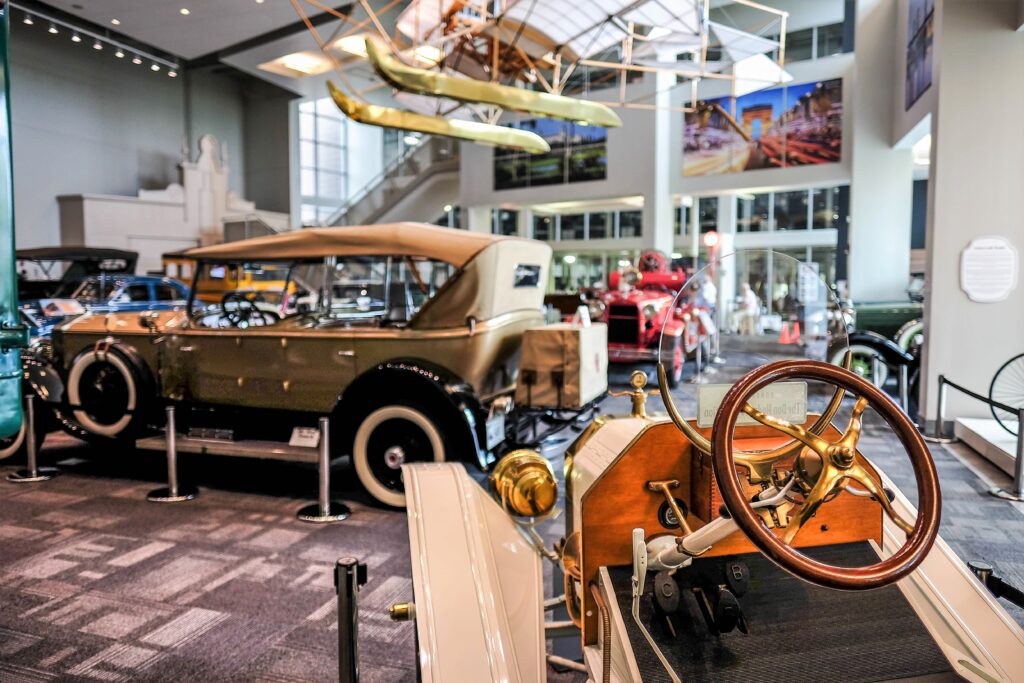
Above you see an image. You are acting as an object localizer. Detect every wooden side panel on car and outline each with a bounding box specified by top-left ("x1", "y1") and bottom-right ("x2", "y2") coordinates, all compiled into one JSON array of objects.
[{"x1": 578, "y1": 419, "x2": 884, "y2": 645}]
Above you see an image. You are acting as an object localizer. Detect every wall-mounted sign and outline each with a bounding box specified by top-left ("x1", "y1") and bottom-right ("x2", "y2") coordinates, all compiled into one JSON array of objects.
[{"x1": 960, "y1": 236, "x2": 1018, "y2": 303}]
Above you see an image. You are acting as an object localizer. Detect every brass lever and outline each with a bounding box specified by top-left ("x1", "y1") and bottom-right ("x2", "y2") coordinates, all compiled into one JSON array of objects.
[{"x1": 648, "y1": 479, "x2": 694, "y2": 536}]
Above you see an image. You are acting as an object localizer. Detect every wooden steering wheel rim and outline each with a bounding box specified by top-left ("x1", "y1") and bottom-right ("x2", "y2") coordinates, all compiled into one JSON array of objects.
[{"x1": 710, "y1": 359, "x2": 941, "y2": 591}]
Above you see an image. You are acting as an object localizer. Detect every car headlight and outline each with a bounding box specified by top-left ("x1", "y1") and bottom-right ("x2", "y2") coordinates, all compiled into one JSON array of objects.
[
  {"x1": 642, "y1": 304, "x2": 658, "y2": 321},
  {"x1": 587, "y1": 300, "x2": 606, "y2": 320}
]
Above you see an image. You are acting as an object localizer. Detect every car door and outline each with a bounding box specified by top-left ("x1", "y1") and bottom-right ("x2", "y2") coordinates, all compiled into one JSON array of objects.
[{"x1": 110, "y1": 282, "x2": 155, "y2": 313}]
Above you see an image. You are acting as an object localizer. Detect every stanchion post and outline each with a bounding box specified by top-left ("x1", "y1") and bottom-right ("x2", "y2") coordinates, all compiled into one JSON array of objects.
[
  {"x1": 297, "y1": 417, "x2": 351, "y2": 523},
  {"x1": 336, "y1": 557, "x2": 367, "y2": 683},
  {"x1": 872, "y1": 356, "x2": 884, "y2": 388},
  {"x1": 8, "y1": 394, "x2": 57, "y2": 483},
  {"x1": 147, "y1": 405, "x2": 198, "y2": 502},
  {"x1": 990, "y1": 408, "x2": 1024, "y2": 502},
  {"x1": 898, "y1": 365, "x2": 909, "y2": 414},
  {"x1": 934, "y1": 375, "x2": 947, "y2": 439}
]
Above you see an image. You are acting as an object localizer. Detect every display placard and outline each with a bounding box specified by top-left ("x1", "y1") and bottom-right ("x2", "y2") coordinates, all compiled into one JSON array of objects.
[
  {"x1": 697, "y1": 382, "x2": 807, "y2": 428},
  {"x1": 289, "y1": 427, "x2": 320, "y2": 448},
  {"x1": 960, "y1": 237, "x2": 1018, "y2": 303}
]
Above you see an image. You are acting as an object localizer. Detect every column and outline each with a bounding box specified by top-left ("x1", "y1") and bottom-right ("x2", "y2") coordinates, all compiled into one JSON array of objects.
[
  {"x1": 919, "y1": 0, "x2": 1024, "y2": 422},
  {"x1": 465, "y1": 206, "x2": 492, "y2": 233},
  {"x1": 642, "y1": 52, "x2": 675, "y2": 256},
  {"x1": 846, "y1": 0, "x2": 914, "y2": 301}
]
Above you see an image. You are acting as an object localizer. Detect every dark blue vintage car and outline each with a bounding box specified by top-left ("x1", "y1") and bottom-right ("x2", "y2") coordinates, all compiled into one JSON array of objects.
[{"x1": 20, "y1": 274, "x2": 189, "y2": 339}]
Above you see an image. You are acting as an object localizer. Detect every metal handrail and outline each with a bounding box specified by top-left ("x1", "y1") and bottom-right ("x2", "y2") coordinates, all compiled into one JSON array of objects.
[
  {"x1": 325, "y1": 136, "x2": 459, "y2": 226},
  {"x1": 929, "y1": 373, "x2": 1023, "y2": 501}
]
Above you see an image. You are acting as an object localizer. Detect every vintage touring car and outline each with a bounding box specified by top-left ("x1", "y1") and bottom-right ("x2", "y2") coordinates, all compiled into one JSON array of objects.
[{"x1": 24, "y1": 223, "x2": 552, "y2": 506}]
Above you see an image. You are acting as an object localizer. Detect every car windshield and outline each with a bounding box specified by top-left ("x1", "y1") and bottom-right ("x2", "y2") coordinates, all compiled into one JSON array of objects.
[
  {"x1": 293, "y1": 256, "x2": 457, "y2": 325},
  {"x1": 50, "y1": 278, "x2": 119, "y2": 302}
]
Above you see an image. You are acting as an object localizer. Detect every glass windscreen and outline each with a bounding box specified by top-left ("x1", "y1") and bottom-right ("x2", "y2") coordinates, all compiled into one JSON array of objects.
[{"x1": 657, "y1": 249, "x2": 849, "y2": 421}]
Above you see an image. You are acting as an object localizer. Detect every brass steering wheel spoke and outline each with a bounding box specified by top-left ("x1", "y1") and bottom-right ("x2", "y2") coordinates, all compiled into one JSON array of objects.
[
  {"x1": 781, "y1": 462, "x2": 845, "y2": 545},
  {"x1": 846, "y1": 463, "x2": 916, "y2": 535}
]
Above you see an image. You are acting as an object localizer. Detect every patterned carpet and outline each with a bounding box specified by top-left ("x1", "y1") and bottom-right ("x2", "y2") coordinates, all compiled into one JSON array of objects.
[{"x1": 0, "y1": 370, "x2": 1021, "y2": 682}]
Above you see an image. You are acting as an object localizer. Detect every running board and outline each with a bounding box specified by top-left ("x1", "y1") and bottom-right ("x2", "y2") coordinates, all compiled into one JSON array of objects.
[
  {"x1": 136, "y1": 434, "x2": 319, "y2": 464},
  {"x1": 326, "y1": 81, "x2": 551, "y2": 154},
  {"x1": 365, "y1": 40, "x2": 622, "y2": 128}
]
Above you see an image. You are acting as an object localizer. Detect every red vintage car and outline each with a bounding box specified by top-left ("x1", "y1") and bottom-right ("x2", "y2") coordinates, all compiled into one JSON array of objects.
[{"x1": 602, "y1": 251, "x2": 712, "y2": 387}]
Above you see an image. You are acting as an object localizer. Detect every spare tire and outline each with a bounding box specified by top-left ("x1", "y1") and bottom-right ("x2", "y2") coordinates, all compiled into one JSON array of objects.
[{"x1": 66, "y1": 342, "x2": 154, "y2": 439}]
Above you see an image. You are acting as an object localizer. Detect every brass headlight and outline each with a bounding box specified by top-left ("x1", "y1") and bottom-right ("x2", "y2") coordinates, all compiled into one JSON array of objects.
[
  {"x1": 489, "y1": 449, "x2": 558, "y2": 518},
  {"x1": 642, "y1": 303, "x2": 658, "y2": 321}
]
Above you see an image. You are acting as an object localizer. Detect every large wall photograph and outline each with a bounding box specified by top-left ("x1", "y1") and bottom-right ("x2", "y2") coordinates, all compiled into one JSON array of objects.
[
  {"x1": 494, "y1": 119, "x2": 608, "y2": 190},
  {"x1": 905, "y1": 0, "x2": 934, "y2": 110},
  {"x1": 683, "y1": 78, "x2": 843, "y2": 177}
]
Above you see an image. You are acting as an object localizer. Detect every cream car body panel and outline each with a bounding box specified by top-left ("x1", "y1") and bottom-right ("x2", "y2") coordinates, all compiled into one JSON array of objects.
[{"x1": 403, "y1": 462, "x2": 546, "y2": 683}]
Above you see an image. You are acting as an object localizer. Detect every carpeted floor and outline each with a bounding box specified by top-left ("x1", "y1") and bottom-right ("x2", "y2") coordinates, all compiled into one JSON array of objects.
[{"x1": 0, "y1": 367, "x2": 1022, "y2": 682}]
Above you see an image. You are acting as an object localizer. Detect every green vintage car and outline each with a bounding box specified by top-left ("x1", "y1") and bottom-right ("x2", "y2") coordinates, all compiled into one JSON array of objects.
[
  {"x1": 830, "y1": 279, "x2": 924, "y2": 381},
  {"x1": 27, "y1": 223, "x2": 552, "y2": 507}
]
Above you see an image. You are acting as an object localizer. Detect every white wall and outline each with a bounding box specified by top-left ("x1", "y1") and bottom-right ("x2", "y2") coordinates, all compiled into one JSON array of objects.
[
  {"x1": 9, "y1": 22, "x2": 292, "y2": 250},
  {"x1": 919, "y1": 0, "x2": 1024, "y2": 421}
]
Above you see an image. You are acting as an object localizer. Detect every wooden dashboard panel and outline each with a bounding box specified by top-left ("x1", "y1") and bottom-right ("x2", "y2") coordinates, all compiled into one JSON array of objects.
[{"x1": 578, "y1": 419, "x2": 884, "y2": 645}]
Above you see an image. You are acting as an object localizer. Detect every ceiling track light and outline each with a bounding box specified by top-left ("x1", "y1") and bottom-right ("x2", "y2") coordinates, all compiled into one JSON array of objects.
[
  {"x1": 23, "y1": 13, "x2": 34, "y2": 25},
  {"x1": 132, "y1": 54, "x2": 142, "y2": 65},
  {"x1": 115, "y1": 48, "x2": 125, "y2": 58},
  {"x1": 93, "y1": 40, "x2": 103, "y2": 50},
  {"x1": 168, "y1": 69, "x2": 178, "y2": 78},
  {"x1": 48, "y1": 23, "x2": 58, "y2": 34},
  {"x1": 150, "y1": 62, "x2": 161, "y2": 72},
  {"x1": 71, "y1": 32, "x2": 82, "y2": 43}
]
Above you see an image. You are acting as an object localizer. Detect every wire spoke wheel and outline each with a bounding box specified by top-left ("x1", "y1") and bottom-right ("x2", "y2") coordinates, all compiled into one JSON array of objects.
[{"x1": 990, "y1": 353, "x2": 1024, "y2": 435}]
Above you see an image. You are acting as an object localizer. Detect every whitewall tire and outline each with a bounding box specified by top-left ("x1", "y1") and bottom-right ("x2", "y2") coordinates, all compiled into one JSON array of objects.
[
  {"x1": 67, "y1": 349, "x2": 142, "y2": 438},
  {"x1": 353, "y1": 405, "x2": 445, "y2": 508}
]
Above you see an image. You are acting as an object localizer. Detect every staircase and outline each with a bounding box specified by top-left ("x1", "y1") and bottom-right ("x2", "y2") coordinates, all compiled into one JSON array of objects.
[
  {"x1": 222, "y1": 213, "x2": 290, "y2": 242},
  {"x1": 325, "y1": 136, "x2": 460, "y2": 227}
]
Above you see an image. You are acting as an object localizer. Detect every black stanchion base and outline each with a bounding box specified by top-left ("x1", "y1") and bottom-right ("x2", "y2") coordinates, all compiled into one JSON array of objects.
[
  {"x1": 147, "y1": 485, "x2": 199, "y2": 503},
  {"x1": 989, "y1": 487, "x2": 1024, "y2": 502},
  {"x1": 7, "y1": 467, "x2": 58, "y2": 483},
  {"x1": 296, "y1": 502, "x2": 351, "y2": 523}
]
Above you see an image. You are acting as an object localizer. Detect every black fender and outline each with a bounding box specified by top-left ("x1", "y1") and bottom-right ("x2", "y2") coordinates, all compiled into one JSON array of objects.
[
  {"x1": 846, "y1": 331, "x2": 917, "y2": 367},
  {"x1": 333, "y1": 359, "x2": 487, "y2": 469}
]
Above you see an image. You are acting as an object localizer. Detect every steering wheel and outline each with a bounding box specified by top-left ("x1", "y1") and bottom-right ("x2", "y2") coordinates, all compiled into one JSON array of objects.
[
  {"x1": 221, "y1": 291, "x2": 275, "y2": 327},
  {"x1": 711, "y1": 360, "x2": 940, "y2": 590}
]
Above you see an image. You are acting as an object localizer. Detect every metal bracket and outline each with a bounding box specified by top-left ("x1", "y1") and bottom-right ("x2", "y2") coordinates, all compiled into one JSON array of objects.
[{"x1": 0, "y1": 321, "x2": 29, "y2": 351}]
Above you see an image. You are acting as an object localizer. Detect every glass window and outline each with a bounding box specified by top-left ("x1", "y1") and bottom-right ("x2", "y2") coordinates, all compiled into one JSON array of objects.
[
  {"x1": 494, "y1": 118, "x2": 607, "y2": 190},
  {"x1": 123, "y1": 284, "x2": 151, "y2": 302},
  {"x1": 588, "y1": 212, "x2": 610, "y2": 239},
  {"x1": 786, "y1": 27, "x2": 814, "y2": 62},
  {"x1": 812, "y1": 187, "x2": 842, "y2": 230},
  {"x1": 698, "y1": 197, "x2": 718, "y2": 233},
  {"x1": 737, "y1": 193, "x2": 770, "y2": 232},
  {"x1": 155, "y1": 284, "x2": 181, "y2": 301},
  {"x1": 560, "y1": 214, "x2": 585, "y2": 240},
  {"x1": 619, "y1": 210, "x2": 642, "y2": 238},
  {"x1": 675, "y1": 204, "x2": 693, "y2": 236},
  {"x1": 816, "y1": 22, "x2": 844, "y2": 58},
  {"x1": 533, "y1": 215, "x2": 552, "y2": 240},
  {"x1": 810, "y1": 246, "x2": 837, "y2": 287},
  {"x1": 297, "y1": 96, "x2": 348, "y2": 226},
  {"x1": 493, "y1": 209, "x2": 518, "y2": 235},
  {"x1": 774, "y1": 190, "x2": 809, "y2": 230}
]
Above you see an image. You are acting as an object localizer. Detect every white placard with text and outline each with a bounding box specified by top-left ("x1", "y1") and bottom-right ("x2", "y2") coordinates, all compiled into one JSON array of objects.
[
  {"x1": 697, "y1": 381, "x2": 808, "y2": 428},
  {"x1": 960, "y1": 236, "x2": 1018, "y2": 303}
]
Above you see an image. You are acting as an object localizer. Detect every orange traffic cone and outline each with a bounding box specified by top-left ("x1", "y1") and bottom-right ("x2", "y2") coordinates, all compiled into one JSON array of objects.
[
  {"x1": 790, "y1": 322, "x2": 801, "y2": 345},
  {"x1": 778, "y1": 322, "x2": 790, "y2": 344}
]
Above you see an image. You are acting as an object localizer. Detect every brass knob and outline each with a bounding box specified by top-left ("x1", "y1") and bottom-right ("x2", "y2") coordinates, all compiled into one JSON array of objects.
[
  {"x1": 489, "y1": 449, "x2": 558, "y2": 518},
  {"x1": 389, "y1": 602, "x2": 415, "y2": 622}
]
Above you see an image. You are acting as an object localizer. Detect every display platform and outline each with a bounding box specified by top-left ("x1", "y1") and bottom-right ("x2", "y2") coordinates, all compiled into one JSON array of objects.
[{"x1": 955, "y1": 418, "x2": 1018, "y2": 477}]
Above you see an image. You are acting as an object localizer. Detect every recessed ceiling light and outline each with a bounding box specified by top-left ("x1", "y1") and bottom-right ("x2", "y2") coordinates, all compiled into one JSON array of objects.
[
  {"x1": 179, "y1": 8, "x2": 191, "y2": 15},
  {"x1": 255, "y1": 0, "x2": 265, "y2": 3},
  {"x1": 111, "y1": 19, "x2": 121, "y2": 26},
  {"x1": 168, "y1": 70, "x2": 178, "y2": 78},
  {"x1": 22, "y1": 13, "x2": 34, "y2": 25},
  {"x1": 151, "y1": 63, "x2": 161, "y2": 72},
  {"x1": 47, "y1": 23, "x2": 58, "y2": 34},
  {"x1": 71, "y1": 32, "x2": 82, "y2": 43},
  {"x1": 115, "y1": 48, "x2": 125, "y2": 58},
  {"x1": 132, "y1": 54, "x2": 142, "y2": 65},
  {"x1": 93, "y1": 40, "x2": 103, "y2": 50}
]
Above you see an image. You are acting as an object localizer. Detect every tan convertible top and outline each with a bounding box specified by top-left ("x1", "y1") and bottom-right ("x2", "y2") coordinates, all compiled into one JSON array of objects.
[{"x1": 185, "y1": 223, "x2": 514, "y2": 268}]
